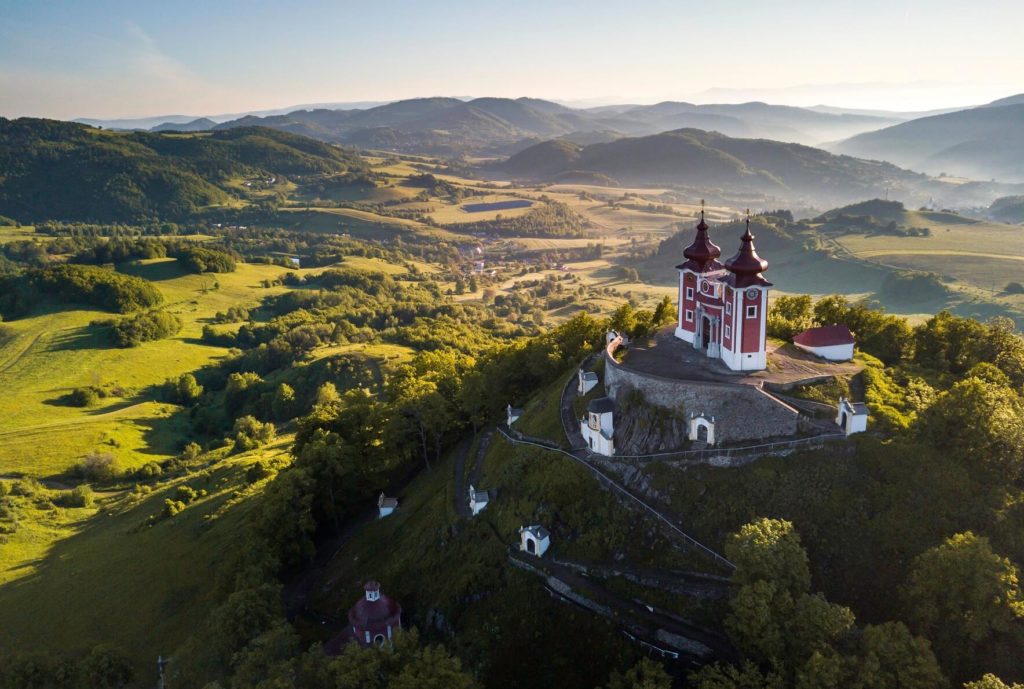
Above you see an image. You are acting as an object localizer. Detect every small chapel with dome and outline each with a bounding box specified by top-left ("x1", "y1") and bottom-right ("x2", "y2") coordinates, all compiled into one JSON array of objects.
[{"x1": 675, "y1": 207, "x2": 771, "y2": 371}]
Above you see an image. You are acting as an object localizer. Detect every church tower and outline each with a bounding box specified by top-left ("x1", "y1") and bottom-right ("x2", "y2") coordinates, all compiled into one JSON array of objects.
[{"x1": 675, "y1": 208, "x2": 771, "y2": 371}]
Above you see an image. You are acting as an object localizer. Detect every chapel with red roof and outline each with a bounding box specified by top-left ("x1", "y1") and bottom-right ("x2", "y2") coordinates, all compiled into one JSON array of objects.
[
  {"x1": 324, "y1": 580, "x2": 403, "y2": 653},
  {"x1": 675, "y1": 207, "x2": 771, "y2": 371}
]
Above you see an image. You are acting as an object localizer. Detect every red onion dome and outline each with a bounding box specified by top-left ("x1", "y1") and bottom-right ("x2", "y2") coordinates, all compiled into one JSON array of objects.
[
  {"x1": 348, "y1": 581, "x2": 402, "y2": 631},
  {"x1": 677, "y1": 211, "x2": 722, "y2": 273},
  {"x1": 724, "y1": 220, "x2": 770, "y2": 288}
]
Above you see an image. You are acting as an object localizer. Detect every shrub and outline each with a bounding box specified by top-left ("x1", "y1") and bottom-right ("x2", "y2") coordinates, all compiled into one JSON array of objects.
[
  {"x1": 163, "y1": 373, "x2": 203, "y2": 404},
  {"x1": 232, "y1": 415, "x2": 276, "y2": 452},
  {"x1": 135, "y1": 462, "x2": 163, "y2": 481},
  {"x1": 60, "y1": 485, "x2": 95, "y2": 508},
  {"x1": 67, "y1": 386, "x2": 102, "y2": 407},
  {"x1": 174, "y1": 246, "x2": 237, "y2": 273},
  {"x1": 74, "y1": 451, "x2": 121, "y2": 483},
  {"x1": 162, "y1": 499, "x2": 187, "y2": 518},
  {"x1": 111, "y1": 310, "x2": 182, "y2": 347}
]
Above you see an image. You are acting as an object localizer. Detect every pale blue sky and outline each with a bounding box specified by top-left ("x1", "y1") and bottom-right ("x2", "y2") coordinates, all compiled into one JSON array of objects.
[{"x1": 1, "y1": 0, "x2": 1021, "y2": 118}]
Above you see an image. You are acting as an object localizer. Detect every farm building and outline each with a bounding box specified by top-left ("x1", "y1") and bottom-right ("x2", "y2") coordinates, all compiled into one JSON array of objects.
[{"x1": 793, "y1": 325, "x2": 856, "y2": 361}]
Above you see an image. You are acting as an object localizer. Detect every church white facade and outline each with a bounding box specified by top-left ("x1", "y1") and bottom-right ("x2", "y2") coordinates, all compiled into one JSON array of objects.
[{"x1": 675, "y1": 211, "x2": 771, "y2": 371}]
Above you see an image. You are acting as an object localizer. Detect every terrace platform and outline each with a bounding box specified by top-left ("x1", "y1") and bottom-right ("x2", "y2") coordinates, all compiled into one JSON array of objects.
[{"x1": 619, "y1": 325, "x2": 861, "y2": 388}]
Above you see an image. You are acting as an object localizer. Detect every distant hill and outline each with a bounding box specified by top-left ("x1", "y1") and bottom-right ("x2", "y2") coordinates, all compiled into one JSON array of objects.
[
  {"x1": 499, "y1": 128, "x2": 931, "y2": 206},
  {"x1": 0, "y1": 118, "x2": 367, "y2": 222},
  {"x1": 830, "y1": 101, "x2": 1024, "y2": 182},
  {"x1": 150, "y1": 117, "x2": 217, "y2": 132},
  {"x1": 206, "y1": 96, "x2": 903, "y2": 156},
  {"x1": 990, "y1": 195, "x2": 1024, "y2": 223}
]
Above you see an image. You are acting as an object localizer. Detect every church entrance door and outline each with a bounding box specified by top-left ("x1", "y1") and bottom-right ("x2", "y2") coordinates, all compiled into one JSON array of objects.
[{"x1": 701, "y1": 316, "x2": 711, "y2": 350}]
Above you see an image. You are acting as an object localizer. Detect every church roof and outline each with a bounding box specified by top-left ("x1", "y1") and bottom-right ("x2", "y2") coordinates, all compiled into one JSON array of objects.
[
  {"x1": 588, "y1": 397, "x2": 615, "y2": 414},
  {"x1": 724, "y1": 220, "x2": 770, "y2": 288},
  {"x1": 348, "y1": 583, "x2": 402, "y2": 629},
  {"x1": 794, "y1": 324, "x2": 855, "y2": 347},
  {"x1": 676, "y1": 211, "x2": 723, "y2": 273},
  {"x1": 522, "y1": 524, "x2": 550, "y2": 540}
]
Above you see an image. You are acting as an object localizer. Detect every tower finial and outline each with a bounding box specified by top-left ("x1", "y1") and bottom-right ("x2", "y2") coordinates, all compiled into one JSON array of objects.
[{"x1": 700, "y1": 198, "x2": 705, "y2": 219}]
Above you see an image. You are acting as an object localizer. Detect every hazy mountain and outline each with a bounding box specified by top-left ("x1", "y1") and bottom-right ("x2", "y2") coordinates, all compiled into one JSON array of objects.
[
  {"x1": 0, "y1": 118, "x2": 367, "y2": 223},
  {"x1": 150, "y1": 117, "x2": 217, "y2": 132},
  {"x1": 499, "y1": 128, "x2": 933, "y2": 206},
  {"x1": 206, "y1": 96, "x2": 908, "y2": 156},
  {"x1": 830, "y1": 100, "x2": 1024, "y2": 182},
  {"x1": 586, "y1": 101, "x2": 901, "y2": 144},
  {"x1": 74, "y1": 101, "x2": 395, "y2": 130},
  {"x1": 984, "y1": 93, "x2": 1024, "y2": 108},
  {"x1": 74, "y1": 114, "x2": 199, "y2": 130}
]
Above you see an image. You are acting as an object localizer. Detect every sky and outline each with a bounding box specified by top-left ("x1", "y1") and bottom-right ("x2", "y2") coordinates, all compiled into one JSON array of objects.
[{"x1": 1, "y1": 0, "x2": 1022, "y2": 120}]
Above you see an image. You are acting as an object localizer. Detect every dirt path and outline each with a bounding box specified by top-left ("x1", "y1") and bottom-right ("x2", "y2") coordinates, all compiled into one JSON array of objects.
[
  {"x1": 0, "y1": 331, "x2": 48, "y2": 376},
  {"x1": 468, "y1": 429, "x2": 492, "y2": 489},
  {"x1": 0, "y1": 402, "x2": 151, "y2": 440},
  {"x1": 452, "y1": 437, "x2": 472, "y2": 518}
]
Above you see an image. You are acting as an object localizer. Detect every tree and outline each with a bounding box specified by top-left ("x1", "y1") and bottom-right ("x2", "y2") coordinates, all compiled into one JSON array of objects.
[
  {"x1": 164, "y1": 372, "x2": 203, "y2": 404},
  {"x1": 904, "y1": 532, "x2": 1024, "y2": 680},
  {"x1": 853, "y1": 622, "x2": 947, "y2": 689},
  {"x1": 319, "y1": 629, "x2": 477, "y2": 689},
  {"x1": 914, "y1": 377, "x2": 1024, "y2": 479},
  {"x1": 603, "y1": 658, "x2": 672, "y2": 689},
  {"x1": 314, "y1": 381, "x2": 341, "y2": 408},
  {"x1": 232, "y1": 415, "x2": 276, "y2": 452},
  {"x1": 767, "y1": 295, "x2": 813, "y2": 339},
  {"x1": 651, "y1": 295, "x2": 675, "y2": 330},
  {"x1": 77, "y1": 645, "x2": 133, "y2": 689},
  {"x1": 609, "y1": 303, "x2": 637, "y2": 337},
  {"x1": 271, "y1": 383, "x2": 296, "y2": 421},
  {"x1": 691, "y1": 660, "x2": 784, "y2": 689},
  {"x1": 726, "y1": 518, "x2": 811, "y2": 596},
  {"x1": 964, "y1": 675, "x2": 1024, "y2": 689}
]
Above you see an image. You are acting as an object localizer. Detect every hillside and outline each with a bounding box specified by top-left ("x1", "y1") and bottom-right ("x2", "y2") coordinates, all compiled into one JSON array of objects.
[
  {"x1": 830, "y1": 102, "x2": 1024, "y2": 182},
  {"x1": 0, "y1": 119, "x2": 368, "y2": 222},
  {"x1": 499, "y1": 128, "x2": 931, "y2": 206},
  {"x1": 206, "y1": 96, "x2": 903, "y2": 156}
]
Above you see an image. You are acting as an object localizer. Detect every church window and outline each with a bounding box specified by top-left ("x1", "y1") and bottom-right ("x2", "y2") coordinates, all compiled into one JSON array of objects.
[
  {"x1": 685, "y1": 309, "x2": 693, "y2": 322},
  {"x1": 746, "y1": 305, "x2": 758, "y2": 319},
  {"x1": 724, "y1": 325, "x2": 731, "y2": 339},
  {"x1": 726, "y1": 302, "x2": 732, "y2": 315},
  {"x1": 686, "y1": 287, "x2": 694, "y2": 300}
]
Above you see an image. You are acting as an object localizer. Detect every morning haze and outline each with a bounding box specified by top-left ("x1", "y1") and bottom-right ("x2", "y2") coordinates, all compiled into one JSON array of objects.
[{"x1": 1, "y1": 2, "x2": 1023, "y2": 688}]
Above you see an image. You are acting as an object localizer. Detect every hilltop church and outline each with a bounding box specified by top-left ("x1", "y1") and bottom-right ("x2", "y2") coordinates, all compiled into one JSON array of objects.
[{"x1": 674, "y1": 209, "x2": 771, "y2": 371}]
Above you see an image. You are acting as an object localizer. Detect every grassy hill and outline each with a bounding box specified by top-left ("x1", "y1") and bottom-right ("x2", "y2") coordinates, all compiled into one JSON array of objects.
[
  {"x1": 0, "y1": 119, "x2": 368, "y2": 223},
  {"x1": 830, "y1": 101, "x2": 1024, "y2": 182},
  {"x1": 499, "y1": 128, "x2": 932, "y2": 207}
]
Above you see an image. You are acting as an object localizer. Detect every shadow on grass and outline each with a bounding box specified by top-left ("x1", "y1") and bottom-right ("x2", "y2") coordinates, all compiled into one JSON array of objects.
[
  {"x1": 116, "y1": 258, "x2": 188, "y2": 282},
  {"x1": 0, "y1": 460, "x2": 254, "y2": 669},
  {"x1": 44, "y1": 323, "x2": 117, "y2": 352}
]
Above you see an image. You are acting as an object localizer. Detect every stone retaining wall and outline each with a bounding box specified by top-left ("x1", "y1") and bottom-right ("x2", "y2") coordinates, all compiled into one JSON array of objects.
[{"x1": 604, "y1": 344, "x2": 799, "y2": 445}]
